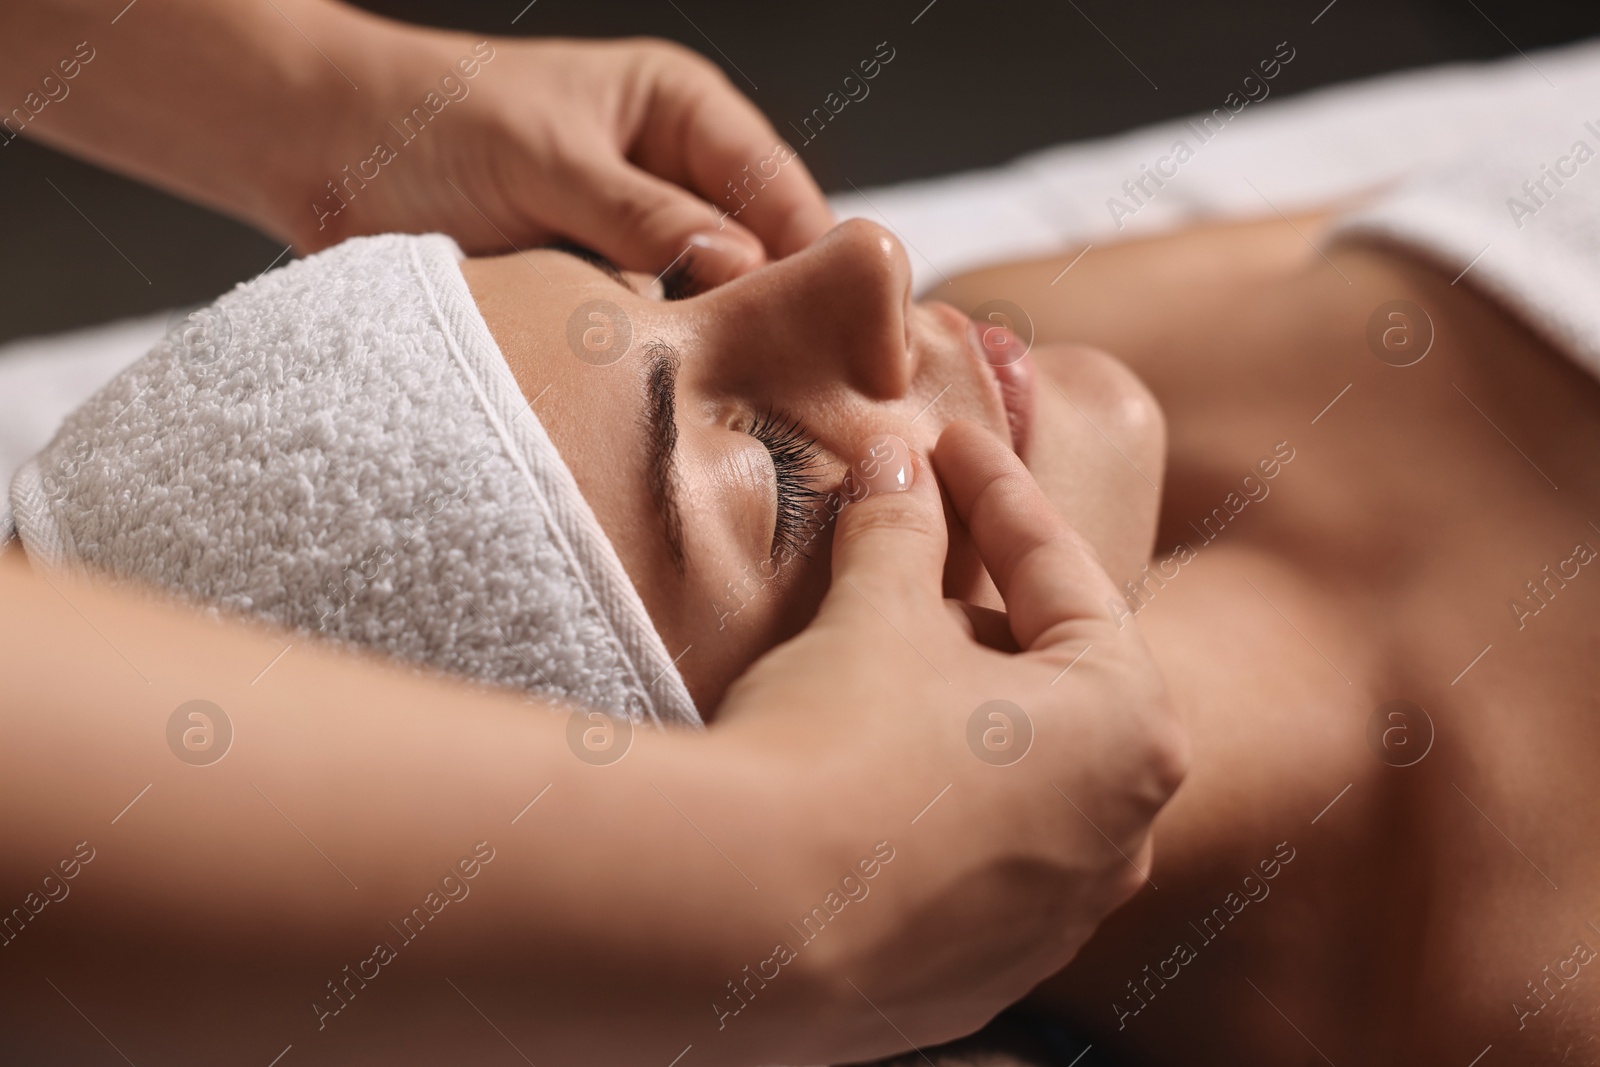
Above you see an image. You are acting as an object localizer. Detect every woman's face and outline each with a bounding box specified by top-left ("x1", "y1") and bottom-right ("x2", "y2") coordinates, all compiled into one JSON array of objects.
[{"x1": 463, "y1": 220, "x2": 1159, "y2": 712}]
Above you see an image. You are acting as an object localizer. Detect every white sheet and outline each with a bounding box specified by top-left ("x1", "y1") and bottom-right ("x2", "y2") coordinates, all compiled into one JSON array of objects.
[
  {"x1": 0, "y1": 311, "x2": 168, "y2": 490},
  {"x1": 834, "y1": 37, "x2": 1599, "y2": 291}
]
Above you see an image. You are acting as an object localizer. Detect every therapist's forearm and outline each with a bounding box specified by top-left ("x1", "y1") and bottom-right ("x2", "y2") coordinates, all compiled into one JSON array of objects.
[
  {"x1": 0, "y1": 0, "x2": 418, "y2": 242},
  {"x1": 0, "y1": 555, "x2": 862, "y2": 1065}
]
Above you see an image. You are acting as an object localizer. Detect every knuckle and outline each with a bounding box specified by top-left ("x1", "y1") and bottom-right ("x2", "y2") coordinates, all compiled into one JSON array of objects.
[
  {"x1": 1111, "y1": 853, "x2": 1151, "y2": 905},
  {"x1": 560, "y1": 163, "x2": 683, "y2": 245},
  {"x1": 542, "y1": 127, "x2": 607, "y2": 184},
  {"x1": 612, "y1": 35, "x2": 675, "y2": 57},
  {"x1": 609, "y1": 186, "x2": 677, "y2": 242},
  {"x1": 969, "y1": 472, "x2": 1057, "y2": 564},
  {"x1": 1144, "y1": 717, "x2": 1191, "y2": 801},
  {"x1": 1089, "y1": 652, "x2": 1187, "y2": 811},
  {"x1": 1128, "y1": 703, "x2": 1189, "y2": 808},
  {"x1": 632, "y1": 37, "x2": 722, "y2": 79},
  {"x1": 834, "y1": 497, "x2": 941, "y2": 553}
]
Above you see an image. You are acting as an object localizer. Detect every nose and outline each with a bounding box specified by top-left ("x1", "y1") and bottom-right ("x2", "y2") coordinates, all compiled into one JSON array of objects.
[{"x1": 706, "y1": 219, "x2": 916, "y2": 399}]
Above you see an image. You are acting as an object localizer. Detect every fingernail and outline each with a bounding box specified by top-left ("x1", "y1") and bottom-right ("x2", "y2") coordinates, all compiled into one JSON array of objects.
[
  {"x1": 850, "y1": 434, "x2": 913, "y2": 497},
  {"x1": 687, "y1": 230, "x2": 762, "y2": 280}
]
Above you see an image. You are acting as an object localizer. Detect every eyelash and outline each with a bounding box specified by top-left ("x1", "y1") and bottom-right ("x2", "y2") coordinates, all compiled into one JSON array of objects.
[
  {"x1": 747, "y1": 408, "x2": 827, "y2": 560},
  {"x1": 660, "y1": 261, "x2": 698, "y2": 301},
  {"x1": 548, "y1": 239, "x2": 698, "y2": 300}
]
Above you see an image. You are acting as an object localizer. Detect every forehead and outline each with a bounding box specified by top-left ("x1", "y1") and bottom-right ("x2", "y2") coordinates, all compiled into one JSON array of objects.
[{"x1": 459, "y1": 248, "x2": 685, "y2": 571}]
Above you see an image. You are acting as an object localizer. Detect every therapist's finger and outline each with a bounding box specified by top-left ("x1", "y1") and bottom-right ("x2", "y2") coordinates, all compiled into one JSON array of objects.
[
  {"x1": 548, "y1": 149, "x2": 768, "y2": 285},
  {"x1": 821, "y1": 435, "x2": 948, "y2": 624},
  {"x1": 677, "y1": 103, "x2": 833, "y2": 260},
  {"x1": 634, "y1": 55, "x2": 834, "y2": 261},
  {"x1": 934, "y1": 421, "x2": 1120, "y2": 651}
]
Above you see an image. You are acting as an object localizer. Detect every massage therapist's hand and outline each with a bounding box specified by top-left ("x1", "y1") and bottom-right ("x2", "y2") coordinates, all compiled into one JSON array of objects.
[
  {"x1": 0, "y1": 440, "x2": 1177, "y2": 1066},
  {"x1": 2, "y1": 2, "x2": 833, "y2": 285},
  {"x1": 299, "y1": 31, "x2": 835, "y2": 282},
  {"x1": 0, "y1": 426, "x2": 1179, "y2": 1067},
  {"x1": 715, "y1": 422, "x2": 1189, "y2": 1056}
]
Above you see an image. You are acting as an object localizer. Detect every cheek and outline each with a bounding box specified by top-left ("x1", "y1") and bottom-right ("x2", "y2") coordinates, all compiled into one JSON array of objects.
[
  {"x1": 671, "y1": 552, "x2": 831, "y2": 718},
  {"x1": 1019, "y1": 344, "x2": 1166, "y2": 587}
]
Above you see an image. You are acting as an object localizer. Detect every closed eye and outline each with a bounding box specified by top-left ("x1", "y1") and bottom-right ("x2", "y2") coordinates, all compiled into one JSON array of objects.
[
  {"x1": 746, "y1": 409, "x2": 827, "y2": 560},
  {"x1": 547, "y1": 242, "x2": 697, "y2": 300}
]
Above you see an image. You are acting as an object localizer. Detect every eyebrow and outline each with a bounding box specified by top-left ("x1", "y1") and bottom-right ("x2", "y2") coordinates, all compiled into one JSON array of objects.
[
  {"x1": 641, "y1": 343, "x2": 688, "y2": 575},
  {"x1": 548, "y1": 244, "x2": 685, "y2": 569}
]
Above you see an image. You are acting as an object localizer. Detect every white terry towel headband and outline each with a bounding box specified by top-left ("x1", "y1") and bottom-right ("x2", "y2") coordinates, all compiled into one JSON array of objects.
[{"x1": 8, "y1": 233, "x2": 702, "y2": 728}]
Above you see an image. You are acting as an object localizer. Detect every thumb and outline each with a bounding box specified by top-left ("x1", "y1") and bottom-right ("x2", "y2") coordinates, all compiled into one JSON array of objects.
[
  {"x1": 818, "y1": 434, "x2": 948, "y2": 627},
  {"x1": 551, "y1": 152, "x2": 767, "y2": 286}
]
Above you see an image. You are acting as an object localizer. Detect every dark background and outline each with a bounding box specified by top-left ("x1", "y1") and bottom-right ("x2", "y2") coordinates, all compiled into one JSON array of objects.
[{"x1": 3, "y1": 0, "x2": 1598, "y2": 345}]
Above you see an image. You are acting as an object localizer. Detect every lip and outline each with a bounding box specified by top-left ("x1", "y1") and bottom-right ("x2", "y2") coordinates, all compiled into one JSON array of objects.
[
  {"x1": 919, "y1": 301, "x2": 1036, "y2": 458},
  {"x1": 964, "y1": 317, "x2": 1035, "y2": 459}
]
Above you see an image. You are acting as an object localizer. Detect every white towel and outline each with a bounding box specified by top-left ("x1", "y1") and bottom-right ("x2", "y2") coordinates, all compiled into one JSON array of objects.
[
  {"x1": 8, "y1": 233, "x2": 701, "y2": 728},
  {"x1": 1328, "y1": 58, "x2": 1600, "y2": 379}
]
